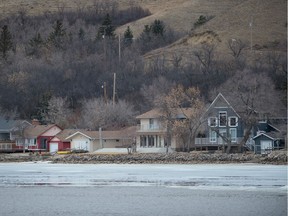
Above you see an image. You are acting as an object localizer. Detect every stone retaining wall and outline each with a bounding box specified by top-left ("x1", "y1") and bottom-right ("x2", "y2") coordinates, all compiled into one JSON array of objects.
[{"x1": 0, "y1": 151, "x2": 287, "y2": 165}]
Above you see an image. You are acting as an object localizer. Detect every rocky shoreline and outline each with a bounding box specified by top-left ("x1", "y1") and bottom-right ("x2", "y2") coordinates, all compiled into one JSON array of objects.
[{"x1": 0, "y1": 151, "x2": 287, "y2": 165}]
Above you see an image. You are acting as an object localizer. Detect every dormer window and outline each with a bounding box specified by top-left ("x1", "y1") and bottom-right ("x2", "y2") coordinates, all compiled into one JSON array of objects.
[
  {"x1": 229, "y1": 117, "x2": 238, "y2": 127},
  {"x1": 208, "y1": 117, "x2": 217, "y2": 127},
  {"x1": 219, "y1": 112, "x2": 227, "y2": 127}
]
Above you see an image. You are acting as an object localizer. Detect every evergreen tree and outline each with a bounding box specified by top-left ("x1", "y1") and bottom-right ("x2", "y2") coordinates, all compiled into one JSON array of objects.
[
  {"x1": 151, "y1": 19, "x2": 165, "y2": 36},
  {"x1": 97, "y1": 14, "x2": 115, "y2": 39},
  {"x1": 30, "y1": 33, "x2": 43, "y2": 46},
  {"x1": 194, "y1": 15, "x2": 207, "y2": 28},
  {"x1": 0, "y1": 25, "x2": 13, "y2": 59},
  {"x1": 27, "y1": 33, "x2": 44, "y2": 56},
  {"x1": 139, "y1": 25, "x2": 151, "y2": 42},
  {"x1": 78, "y1": 28, "x2": 85, "y2": 41},
  {"x1": 124, "y1": 26, "x2": 133, "y2": 46},
  {"x1": 47, "y1": 20, "x2": 66, "y2": 49}
]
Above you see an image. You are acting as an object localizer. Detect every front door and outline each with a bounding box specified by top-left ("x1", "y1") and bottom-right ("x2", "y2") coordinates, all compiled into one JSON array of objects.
[
  {"x1": 40, "y1": 138, "x2": 47, "y2": 150},
  {"x1": 218, "y1": 129, "x2": 227, "y2": 145}
]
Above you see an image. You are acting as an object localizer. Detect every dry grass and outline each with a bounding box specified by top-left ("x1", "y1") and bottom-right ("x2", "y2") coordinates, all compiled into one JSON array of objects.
[{"x1": 0, "y1": 0, "x2": 286, "y2": 60}]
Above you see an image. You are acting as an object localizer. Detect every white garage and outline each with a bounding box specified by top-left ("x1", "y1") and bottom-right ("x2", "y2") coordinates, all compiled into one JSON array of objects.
[
  {"x1": 49, "y1": 142, "x2": 58, "y2": 153},
  {"x1": 74, "y1": 140, "x2": 89, "y2": 151},
  {"x1": 260, "y1": 140, "x2": 272, "y2": 154}
]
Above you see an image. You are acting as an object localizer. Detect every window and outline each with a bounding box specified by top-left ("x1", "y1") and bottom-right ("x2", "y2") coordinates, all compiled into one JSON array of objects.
[
  {"x1": 229, "y1": 117, "x2": 238, "y2": 127},
  {"x1": 28, "y1": 139, "x2": 37, "y2": 146},
  {"x1": 230, "y1": 128, "x2": 237, "y2": 143},
  {"x1": 208, "y1": 117, "x2": 217, "y2": 127},
  {"x1": 16, "y1": 139, "x2": 24, "y2": 146},
  {"x1": 149, "y1": 119, "x2": 154, "y2": 129},
  {"x1": 219, "y1": 112, "x2": 227, "y2": 127},
  {"x1": 209, "y1": 130, "x2": 217, "y2": 142}
]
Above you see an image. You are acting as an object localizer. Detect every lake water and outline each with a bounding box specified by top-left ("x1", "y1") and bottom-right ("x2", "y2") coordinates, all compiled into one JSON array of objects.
[{"x1": 0, "y1": 162, "x2": 287, "y2": 216}]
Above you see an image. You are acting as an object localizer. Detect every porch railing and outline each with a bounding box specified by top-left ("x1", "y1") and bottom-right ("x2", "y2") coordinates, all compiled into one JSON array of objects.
[
  {"x1": 137, "y1": 124, "x2": 166, "y2": 132},
  {"x1": 195, "y1": 137, "x2": 243, "y2": 145}
]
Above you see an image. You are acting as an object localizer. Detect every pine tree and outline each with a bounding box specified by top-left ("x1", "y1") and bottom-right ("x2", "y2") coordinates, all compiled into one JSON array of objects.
[
  {"x1": 97, "y1": 14, "x2": 115, "y2": 39},
  {"x1": 0, "y1": 25, "x2": 13, "y2": 59},
  {"x1": 78, "y1": 28, "x2": 85, "y2": 41},
  {"x1": 47, "y1": 20, "x2": 66, "y2": 49},
  {"x1": 151, "y1": 19, "x2": 165, "y2": 36},
  {"x1": 124, "y1": 26, "x2": 133, "y2": 46},
  {"x1": 194, "y1": 15, "x2": 207, "y2": 28},
  {"x1": 27, "y1": 33, "x2": 44, "y2": 56},
  {"x1": 29, "y1": 33, "x2": 43, "y2": 47}
]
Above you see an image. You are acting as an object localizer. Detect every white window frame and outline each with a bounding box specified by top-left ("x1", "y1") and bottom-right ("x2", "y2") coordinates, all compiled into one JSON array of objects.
[
  {"x1": 28, "y1": 138, "x2": 37, "y2": 146},
  {"x1": 209, "y1": 130, "x2": 217, "y2": 142},
  {"x1": 229, "y1": 128, "x2": 237, "y2": 143},
  {"x1": 149, "y1": 119, "x2": 154, "y2": 129},
  {"x1": 229, "y1": 116, "x2": 238, "y2": 127},
  {"x1": 208, "y1": 117, "x2": 217, "y2": 127},
  {"x1": 219, "y1": 111, "x2": 227, "y2": 127},
  {"x1": 16, "y1": 138, "x2": 24, "y2": 146}
]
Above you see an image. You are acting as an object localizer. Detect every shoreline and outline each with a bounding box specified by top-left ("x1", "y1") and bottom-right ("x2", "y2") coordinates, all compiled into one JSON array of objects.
[{"x1": 0, "y1": 151, "x2": 287, "y2": 165}]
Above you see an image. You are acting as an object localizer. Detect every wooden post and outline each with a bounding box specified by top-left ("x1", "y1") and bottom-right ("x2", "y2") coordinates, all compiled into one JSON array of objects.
[
  {"x1": 113, "y1": 73, "x2": 116, "y2": 107},
  {"x1": 103, "y1": 82, "x2": 107, "y2": 104}
]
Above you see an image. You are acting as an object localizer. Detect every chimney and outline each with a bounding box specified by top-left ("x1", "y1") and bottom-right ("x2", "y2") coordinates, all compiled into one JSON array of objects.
[{"x1": 31, "y1": 119, "x2": 40, "y2": 126}]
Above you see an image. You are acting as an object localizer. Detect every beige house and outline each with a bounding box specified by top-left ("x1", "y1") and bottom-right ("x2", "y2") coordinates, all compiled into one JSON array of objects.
[
  {"x1": 136, "y1": 108, "x2": 192, "y2": 152},
  {"x1": 65, "y1": 126, "x2": 136, "y2": 152}
]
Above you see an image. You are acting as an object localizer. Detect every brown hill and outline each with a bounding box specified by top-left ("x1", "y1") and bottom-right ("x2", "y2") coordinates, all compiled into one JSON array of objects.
[{"x1": 0, "y1": 0, "x2": 287, "y2": 61}]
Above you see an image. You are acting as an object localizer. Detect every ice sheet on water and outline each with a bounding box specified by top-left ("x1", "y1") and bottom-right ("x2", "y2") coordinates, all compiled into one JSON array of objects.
[{"x1": 0, "y1": 163, "x2": 286, "y2": 191}]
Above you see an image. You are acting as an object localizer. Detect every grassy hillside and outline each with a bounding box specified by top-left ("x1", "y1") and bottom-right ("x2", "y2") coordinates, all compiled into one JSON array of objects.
[
  {"x1": 142, "y1": 0, "x2": 287, "y2": 62},
  {"x1": 1, "y1": 0, "x2": 286, "y2": 59}
]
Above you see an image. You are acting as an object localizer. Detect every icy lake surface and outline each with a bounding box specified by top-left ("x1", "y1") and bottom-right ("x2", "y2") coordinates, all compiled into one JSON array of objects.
[
  {"x1": 0, "y1": 162, "x2": 286, "y2": 190},
  {"x1": 0, "y1": 163, "x2": 287, "y2": 216}
]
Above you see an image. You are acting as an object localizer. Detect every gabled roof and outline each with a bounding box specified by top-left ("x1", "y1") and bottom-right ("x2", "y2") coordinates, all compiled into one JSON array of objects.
[
  {"x1": 65, "y1": 130, "x2": 92, "y2": 140},
  {"x1": 65, "y1": 126, "x2": 137, "y2": 141},
  {"x1": 136, "y1": 109, "x2": 162, "y2": 119},
  {"x1": 136, "y1": 108, "x2": 194, "y2": 119},
  {"x1": 24, "y1": 124, "x2": 61, "y2": 138},
  {"x1": 52, "y1": 129, "x2": 80, "y2": 141},
  {"x1": 0, "y1": 116, "x2": 31, "y2": 132},
  {"x1": 253, "y1": 132, "x2": 275, "y2": 140},
  {"x1": 205, "y1": 93, "x2": 240, "y2": 118}
]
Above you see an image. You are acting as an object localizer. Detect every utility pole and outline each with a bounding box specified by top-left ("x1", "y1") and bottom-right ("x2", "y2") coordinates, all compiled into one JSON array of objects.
[
  {"x1": 118, "y1": 34, "x2": 121, "y2": 63},
  {"x1": 99, "y1": 127, "x2": 103, "y2": 148},
  {"x1": 249, "y1": 16, "x2": 253, "y2": 51},
  {"x1": 112, "y1": 73, "x2": 116, "y2": 107},
  {"x1": 102, "y1": 82, "x2": 107, "y2": 104}
]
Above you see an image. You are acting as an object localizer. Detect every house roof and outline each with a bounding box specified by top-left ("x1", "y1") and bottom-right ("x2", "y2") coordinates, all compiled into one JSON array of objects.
[
  {"x1": 0, "y1": 116, "x2": 30, "y2": 132},
  {"x1": 65, "y1": 126, "x2": 137, "y2": 141},
  {"x1": 53, "y1": 129, "x2": 80, "y2": 141},
  {"x1": 253, "y1": 132, "x2": 276, "y2": 140},
  {"x1": 205, "y1": 93, "x2": 240, "y2": 118},
  {"x1": 24, "y1": 124, "x2": 60, "y2": 138},
  {"x1": 136, "y1": 109, "x2": 162, "y2": 119},
  {"x1": 136, "y1": 108, "x2": 194, "y2": 119}
]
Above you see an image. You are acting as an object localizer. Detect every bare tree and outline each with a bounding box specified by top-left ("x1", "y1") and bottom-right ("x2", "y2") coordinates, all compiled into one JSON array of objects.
[
  {"x1": 227, "y1": 38, "x2": 247, "y2": 70},
  {"x1": 80, "y1": 98, "x2": 136, "y2": 130},
  {"x1": 140, "y1": 76, "x2": 174, "y2": 110},
  {"x1": 45, "y1": 96, "x2": 71, "y2": 128},
  {"x1": 212, "y1": 69, "x2": 286, "y2": 151},
  {"x1": 227, "y1": 39, "x2": 247, "y2": 60},
  {"x1": 193, "y1": 43, "x2": 216, "y2": 75},
  {"x1": 155, "y1": 85, "x2": 205, "y2": 152}
]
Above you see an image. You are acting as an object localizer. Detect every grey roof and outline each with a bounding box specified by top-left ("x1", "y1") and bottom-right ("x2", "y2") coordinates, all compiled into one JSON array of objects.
[{"x1": 0, "y1": 116, "x2": 30, "y2": 132}]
